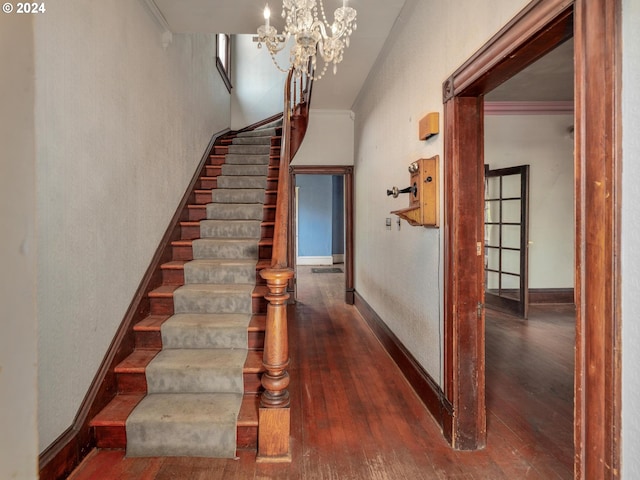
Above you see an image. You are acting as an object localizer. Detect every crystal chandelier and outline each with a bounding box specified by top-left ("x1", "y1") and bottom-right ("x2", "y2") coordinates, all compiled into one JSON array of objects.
[{"x1": 256, "y1": 0, "x2": 357, "y2": 80}]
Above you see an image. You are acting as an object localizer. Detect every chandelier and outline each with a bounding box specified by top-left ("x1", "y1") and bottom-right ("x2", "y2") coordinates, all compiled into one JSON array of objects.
[{"x1": 256, "y1": 0, "x2": 357, "y2": 80}]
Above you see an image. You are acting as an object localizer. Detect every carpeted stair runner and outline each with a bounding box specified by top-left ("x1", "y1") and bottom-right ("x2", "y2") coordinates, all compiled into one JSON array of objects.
[{"x1": 126, "y1": 126, "x2": 274, "y2": 458}]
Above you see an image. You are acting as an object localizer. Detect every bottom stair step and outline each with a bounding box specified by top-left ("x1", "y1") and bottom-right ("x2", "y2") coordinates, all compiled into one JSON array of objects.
[
  {"x1": 126, "y1": 392, "x2": 242, "y2": 458},
  {"x1": 90, "y1": 394, "x2": 259, "y2": 451}
]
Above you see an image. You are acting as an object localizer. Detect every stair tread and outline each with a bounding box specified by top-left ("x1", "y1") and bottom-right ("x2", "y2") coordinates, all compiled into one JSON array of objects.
[
  {"x1": 248, "y1": 314, "x2": 266, "y2": 332},
  {"x1": 177, "y1": 283, "x2": 255, "y2": 294},
  {"x1": 115, "y1": 350, "x2": 159, "y2": 373},
  {"x1": 136, "y1": 313, "x2": 264, "y2": 333},
  {"x1": 149, "y1": 285, "x2": 179, "y2": 297},
  {"x1": 161, "y1": 261, "x2": 186, "y2": 270},
  {"x1": 134, "y1": 315, "x2": 170, "y2": 331},
  {"x1": 90, "y1": 394, "x2": 145, "y2": 427},
  {"x1": 244, "y1": 350, "x2": 264, "y2": 373},
  {"x1": 237, "y1": 395, "x2": 259, "y2": 426}
]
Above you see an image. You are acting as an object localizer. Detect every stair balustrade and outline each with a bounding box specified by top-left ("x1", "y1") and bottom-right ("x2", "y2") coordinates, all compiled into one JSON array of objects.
[{"x1": 257, "y1": 67, "x2": 313, "y2": 462}]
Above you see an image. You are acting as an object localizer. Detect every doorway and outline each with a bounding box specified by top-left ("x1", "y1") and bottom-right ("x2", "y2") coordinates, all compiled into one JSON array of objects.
[
  {"x1": 442, "y1": 1, "x2": 621, "y2": 478},
  {"x1": 289, "y1": 166, "x2": 355, "y2": 304}
]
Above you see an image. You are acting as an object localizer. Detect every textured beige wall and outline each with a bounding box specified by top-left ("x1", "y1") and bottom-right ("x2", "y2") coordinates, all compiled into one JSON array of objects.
[
  {"x1": 622, "y1": 0, "x2": 640, "y2": 477},
  {"x1": 485, "y1": 114, "x2": 574, "y2": 289},
  {"x1": 352, "y1": 0, "x2": 529, "y2": 384},
  {"x1": 35, "y1": 1, "x2": 231, "y2": 451},
  {"x1": 0, "y1": 12, "x2": 38, "y2": 480},
  {"x1": 292, "y1": 110, "x2": 354, "y2": 166}
]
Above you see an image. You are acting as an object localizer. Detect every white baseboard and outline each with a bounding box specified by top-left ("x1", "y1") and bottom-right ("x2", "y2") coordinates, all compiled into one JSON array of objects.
[
  {"x1": 297, "y1": 256, "x2": 333, "y2": 266},
  {"x1": 332, "y1": 254, "x2": 345, "y2": 264}
]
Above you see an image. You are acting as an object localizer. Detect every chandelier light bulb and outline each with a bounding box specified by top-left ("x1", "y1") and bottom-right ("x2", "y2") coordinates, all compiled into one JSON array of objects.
[{"x1": 264, "y1": 4, "x2": 270, "y2": 27}]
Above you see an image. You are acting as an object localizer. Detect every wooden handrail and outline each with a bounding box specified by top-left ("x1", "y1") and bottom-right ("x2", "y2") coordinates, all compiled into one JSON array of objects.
[{"x1": 257, "y1": 67, "x2": 313, "y2": 462}]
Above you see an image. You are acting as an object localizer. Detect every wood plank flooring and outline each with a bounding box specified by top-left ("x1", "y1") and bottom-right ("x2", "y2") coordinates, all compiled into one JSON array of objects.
[{"x1": 69, "y1": 267, "x2": 574, "y2": 479}]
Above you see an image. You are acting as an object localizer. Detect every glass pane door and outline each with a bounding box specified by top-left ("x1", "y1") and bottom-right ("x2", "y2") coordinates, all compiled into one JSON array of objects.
[{"x1": 484, "y1": 165, "x2": 530, "y2": 318}]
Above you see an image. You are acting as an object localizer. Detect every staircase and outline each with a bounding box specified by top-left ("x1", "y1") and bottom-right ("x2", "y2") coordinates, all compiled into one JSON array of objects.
[{"x1": 89, "y1": 124, "x2": 281, "y2": 457}]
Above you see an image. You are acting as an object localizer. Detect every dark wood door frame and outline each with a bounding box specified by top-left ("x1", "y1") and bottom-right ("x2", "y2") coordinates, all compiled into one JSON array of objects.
[
  {"x1": 442, "y1": 1, "x2": 621, "y2": 479},
  {"x1": 289, "y1": 165, "x2": 355, "y2": 304}
]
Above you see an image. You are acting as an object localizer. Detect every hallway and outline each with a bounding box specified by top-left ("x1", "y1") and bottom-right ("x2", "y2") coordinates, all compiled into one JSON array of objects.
[{"x1": 70, "y1": 267, "x2": 573, "y2": 479}]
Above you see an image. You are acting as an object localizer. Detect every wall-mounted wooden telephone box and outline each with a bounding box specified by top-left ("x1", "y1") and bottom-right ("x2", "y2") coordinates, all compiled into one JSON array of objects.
[{"x1": 389, "y1": 156, "x2": 439, "y2": 227}]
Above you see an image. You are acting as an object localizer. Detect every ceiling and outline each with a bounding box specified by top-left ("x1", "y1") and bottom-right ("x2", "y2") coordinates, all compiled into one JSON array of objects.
[
  {"x1": 152, "y1": 0, "x2": 407, "y2": 110},
  {"x1": 151, "y1": 0, "x2": 573, "y2": 109},
  {"x1": 485, "y1": 38, "x2": 574, "y2": 102}
]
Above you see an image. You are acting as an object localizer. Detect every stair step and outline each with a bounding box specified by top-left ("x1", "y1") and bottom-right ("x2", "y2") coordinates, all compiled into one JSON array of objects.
[
  {"x1": 134, "y1": 313, "x2": 265, "y2": 350},
  {"x1": 200, "y1": 219, "x2": 262, "y2": 239},
  {"x1": 211, "y1": 188, "x2": 265, "y2": 204},
  {"x1": 192, "y1": 238, "x2": 259, "y2": 260},
  {"x1": 161, "y1": 260, "x2": 186, "y2": 285},
  {"x1": 227, "y1": 144, "x2": 271, "y2": 155},
  {"x1": 217, "y1": 175, "x2": 267, "y2": 189},
  {"x1": 161, "y1": 313, "x2": 252, "y2": 349},
  {"x1": 173, "y1": 283, "x2": 255, "y2": 315},
  {"x1": 208, "y1": 155, "x2": 226, "y2": 165},
  {"x1": 206, "y1": 203, "x2": 264, "y2": 221},
  {"x1": 180, "y1": 221, "x2": 201, "y2": 240},
  {"x1": 224, "y1": 153, "x2": 270, "y2": 165},
  {"x1": 134, "y1": 315, "x2": 170, "y2": 349},
  {"x1": 90, "y1": 393, "x2": 258, "y2": 450},
  {"x1": 113, "y1": 347, "x2": 264, "y2": 395},
  {"x1": 184, "y1": 259, "x2": 258, "y2": 285},
  {"x1": 199, "y1": 176, "x2": 217, "y2": 190},
  {"x1": 222, "y1": 164, "x2": 269, "y2": 177},
  {"x1": 146, "y1": 349, "x2": 248, "y2": 394}
]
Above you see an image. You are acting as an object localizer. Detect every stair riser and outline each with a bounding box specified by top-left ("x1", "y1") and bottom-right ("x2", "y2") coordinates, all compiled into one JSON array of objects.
[
  {"x1": 217, "y1": 177, "x2": 268, "y2": 190},
  {"x1": 117, "y1": 372, "x2": 147, "y2": 394},
  {"x1": 213, "y1": 146, "x2": 228, "y2": 155},
  {"x1": 192, "y1": 244, "x2": 258, "y2": 261},
  {"x1": 224, "y1": 155, "x2": 270, "y2": 166},
  {"x1": 237, "y1": 426, "x2": 258, "y2": 450},
  {"x1": 206, "y1": 204, "x2": 264, "y2": 221},
  {"x1": 200, "y1": 221, "x2": 261, "y2": 239},
  {"x1": 264, "y1": 192, "x2": 276, "y2": 205},
  {"x1": 199, "y1": 177, "x2": 217, "y2": 189},
  {"x1": 205, "y1": 165, "x2": 222, "y2": 177},
  {"x1": 94, "y1": 426, "x2": 126, "y2": 449},
  {"x1": 150, "y1": 298, "x2": 174, "y2": 315},
  {"x1": 259, "y1": 245, "x2": 272, "y2": 260},
  {"x1": 188, "y1": 206, "x2": 207, "y2": 221},
  {"x1": 172, "y1": 245, "x2": 193, "y2": 261},
  {"x1": 228, "y1": 145, "x2": 271, "y2": 155},
  {"x1": 183, "y1": 265, "x2": 256, "y2": 285},
  {"x1": 135, "y1": 331, "x2": 162, "y2": 350},
  {"x1": 181, "y1": 224, "x2": 200, "y2": 240},
  {"x1": 116, "y1": 371, "x2": 259, "y2": 395},
  {"x1": 208, "y1": 155, "x2": 225, "y2": 166},
  {"x1": 136, "y1": 330, "x2": 264, "y2": 351},
  {"x1": 195, "y1": 191, "x2": 212, "y2": 204},
  {"x1": 94, "y1": 425, "x2": 256, "y2": 450},
  {"x1": 164, "y1": 266, "x2": 267, "y2": 288},
  {"x1": 173, "y1": 294, "x2": 252, "y2": 315},
  {"x1": 162, "y1": 269, "x2": 183, "y2": 285},
  {"x1": 211, "y1": 190, "x2": 265, "y2": 204},
  {"x1": 261, "y1": 224, "x2": 274, "y2": 238}
]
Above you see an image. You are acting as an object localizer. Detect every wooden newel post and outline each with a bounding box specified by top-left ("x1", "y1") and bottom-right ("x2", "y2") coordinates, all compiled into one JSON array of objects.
[{"x1": 257, "y1": 266, "x2": 294, "y2": 462}]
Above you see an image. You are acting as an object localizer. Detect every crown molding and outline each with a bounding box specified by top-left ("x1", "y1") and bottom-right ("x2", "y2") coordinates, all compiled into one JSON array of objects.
[
  {"x1": 484, "y1": 101, "x2": 574, "y2": 115},
  {"x1": 140, "y1": 0, "x2": 173, "y2": 48}
]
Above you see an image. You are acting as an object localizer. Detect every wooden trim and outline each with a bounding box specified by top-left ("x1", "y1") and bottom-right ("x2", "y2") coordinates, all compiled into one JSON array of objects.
[
  {"x1": 442, "y1": 0, "x2": 621, "y2": 476},
  {"x1": 443, "y1": 96, "x2": 486, "y2": 449},
  {"x1": 484, "y1": 100, "x2": 574, "y2": 115},
  {"x1": 290, "y1": 165, "x2": 355, "y2": 305},
  {"x1": 38, "y1": 130, "x2": 228, "y2": 480},
  {"x1": 446, "y1": 0, "x2": 573, "y2": 99},
  {"x1": 354, "y1": 291, "x2": 453, "y2": 429},
  {"x1": 574, "y1": 0, "x2": 622, "y2": 477}
]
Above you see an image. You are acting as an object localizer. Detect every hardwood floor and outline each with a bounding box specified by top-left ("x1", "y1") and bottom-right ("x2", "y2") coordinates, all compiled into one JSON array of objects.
[{"x1": 69, "y1": 267, "x2": 574, "y2": 479}]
